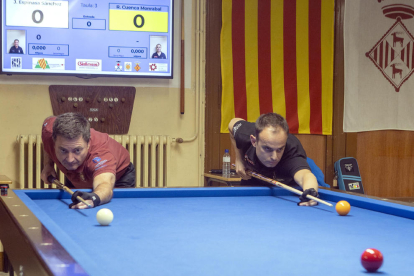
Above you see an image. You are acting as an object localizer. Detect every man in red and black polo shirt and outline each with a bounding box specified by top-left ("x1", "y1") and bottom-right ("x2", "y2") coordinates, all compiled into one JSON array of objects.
[{"x1": 41, "y1": 112, "x2": 135, "y2": 209}]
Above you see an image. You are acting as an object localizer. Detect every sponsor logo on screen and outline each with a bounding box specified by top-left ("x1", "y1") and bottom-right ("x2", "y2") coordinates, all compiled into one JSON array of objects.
[
  {"x1": 32, "y1": 58, "x2": 65, "y2": 70},
  {"x1": 149, "y1": 63, "x2": 168, "y2": 72},
  {"x1": 76, "y1": 59, "x2": 102, "y2": 71},
  {"x1": 124, "y1": 62, "x2": 132, "y2": 71},
  {"x1": 115, "y1": 61, "x2": 122, "y2": 71},
  {"x1": 11, "y1": 57, "x2": 22, "y2": 69},
  {"x1": 348, "y1": 182, "x2": 360, "y2": 190}
]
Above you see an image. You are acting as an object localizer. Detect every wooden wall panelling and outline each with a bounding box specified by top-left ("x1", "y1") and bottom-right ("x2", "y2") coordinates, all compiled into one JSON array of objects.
[
  {"x1": 357, "y1": 131, "x2": 414, "y2": 198},
  {"x1": 332, "y1": 0, "x2": 346, "y2": 165},
  {"x1": 295, "y1": 135, "x2": 326, "y2": 177},
  {"x1": 325, "y1": 136, "x2": 334, "y2": 186},
  {"x1": 330, "y1": 0, "x2": 351, "y2": 187},
  {"x1": 204, "y1": 0, "x2": 222, "y2": 176}
]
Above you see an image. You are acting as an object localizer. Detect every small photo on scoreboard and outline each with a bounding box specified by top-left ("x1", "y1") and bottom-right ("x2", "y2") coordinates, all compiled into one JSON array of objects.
[
  {"x1": 150, "y1": 36, "x2": 168, "y2": 59},
  {"x1": 7, "y1": 29, "x2": 26, "y2": 54}
]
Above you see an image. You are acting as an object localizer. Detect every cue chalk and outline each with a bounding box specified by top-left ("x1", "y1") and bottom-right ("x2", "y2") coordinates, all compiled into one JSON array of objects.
[
  {"x1": 231, "y1": 164, "x2": 333, "y2": 207},
  {"x1": 47, "y1": 176, "x2": 92, "y2": 208}
]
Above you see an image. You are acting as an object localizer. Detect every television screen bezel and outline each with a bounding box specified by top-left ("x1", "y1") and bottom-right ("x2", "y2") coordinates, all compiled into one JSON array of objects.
[{"x1": 0, "y1": 0, "x2": 174, "y2": 79}]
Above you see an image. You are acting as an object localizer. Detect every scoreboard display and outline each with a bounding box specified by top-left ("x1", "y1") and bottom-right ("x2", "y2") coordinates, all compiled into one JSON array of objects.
[{"x1": 1, "y1": 0, "x2": 173, "y2": 78}]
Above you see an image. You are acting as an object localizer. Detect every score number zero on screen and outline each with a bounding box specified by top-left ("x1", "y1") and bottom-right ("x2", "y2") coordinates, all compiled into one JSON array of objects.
[
  {"x1": 6, "y1": 0, "x2": 69, "y2": 28},
  {"x1": 109, "y1": 4, "x2": 168, "y2": 33}
]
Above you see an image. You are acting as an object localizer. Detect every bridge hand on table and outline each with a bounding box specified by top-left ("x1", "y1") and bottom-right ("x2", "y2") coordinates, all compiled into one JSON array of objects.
[
  {"x1": 69, "y1": 191, "x2": 99, "y2": 209},
  {"x1": 298, "y1": 199, "x2": 318, "y2": 207},
  {"x1": 297, "y1": 188, "x2": 319, "y2": 207}
]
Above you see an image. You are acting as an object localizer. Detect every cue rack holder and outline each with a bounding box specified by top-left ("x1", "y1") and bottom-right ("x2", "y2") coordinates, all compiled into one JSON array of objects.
[{"x1": 49, "y1": 85, "x2": 136, "y2": 134}]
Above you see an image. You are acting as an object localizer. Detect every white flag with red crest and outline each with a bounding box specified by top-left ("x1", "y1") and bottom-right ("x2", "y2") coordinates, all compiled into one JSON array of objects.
[{"x1": 344, "y1": 0, "x2": 414, "y2": 132}]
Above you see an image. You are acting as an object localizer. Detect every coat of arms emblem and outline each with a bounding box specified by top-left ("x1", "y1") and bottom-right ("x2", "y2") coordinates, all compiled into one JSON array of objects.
[{"x1": 366, "y1": 4, "x2": 414, "y2": 92}]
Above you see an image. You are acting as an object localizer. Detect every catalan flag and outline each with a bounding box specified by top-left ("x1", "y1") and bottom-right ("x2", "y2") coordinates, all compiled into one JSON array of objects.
[{"x1": 220, "y1": 0, "x2": 335, "y2": 135}]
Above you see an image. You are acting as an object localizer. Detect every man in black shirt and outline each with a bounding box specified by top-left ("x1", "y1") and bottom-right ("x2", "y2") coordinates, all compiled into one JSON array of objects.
[
  {"x1": 229, "y1": 113, "x2": 319, "y2": 206},
  {"x1": 151, "y1": 44, "x2": 166, "y2": 59},
  {"x1": 9, "y1": 39, "x2": 24, "y2": 54}
]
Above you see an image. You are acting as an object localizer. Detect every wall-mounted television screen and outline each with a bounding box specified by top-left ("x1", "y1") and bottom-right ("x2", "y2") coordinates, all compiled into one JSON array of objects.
[{"x1": 1, "y1": 0, "x2": 173, "y2": 78}]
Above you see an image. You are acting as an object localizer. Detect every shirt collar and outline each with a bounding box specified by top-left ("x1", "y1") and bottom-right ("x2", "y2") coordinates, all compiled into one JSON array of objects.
[{"x1": 245, "y1": 146, "x2": 274, "y2": 172}]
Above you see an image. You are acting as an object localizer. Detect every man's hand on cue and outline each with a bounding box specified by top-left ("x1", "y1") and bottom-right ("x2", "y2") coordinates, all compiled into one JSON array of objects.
[
  {"x1": 69, "y1": 191, "x2": 100, "y2": 209},
  {"x1": 70, "y1": 200, "x2": 93, "y2": 209},
  {"x1": 297, "y1": 188, "x2": 319, "y2": 207},
  {"x1": 234, "y1": 160, "x2": 251, "y2": 180},
  {"x1": 42, "y1": 163, "x2": 57, "y2": 184}
]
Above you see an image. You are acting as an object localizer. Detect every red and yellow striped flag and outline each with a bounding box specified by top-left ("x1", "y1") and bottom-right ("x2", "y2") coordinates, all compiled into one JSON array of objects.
[
  {"x1": 38, "y1": 58, "x2": 47, "y2": 69},
  {"x1": 221, "y1": 0, "x2": 334, "y2": 135}
]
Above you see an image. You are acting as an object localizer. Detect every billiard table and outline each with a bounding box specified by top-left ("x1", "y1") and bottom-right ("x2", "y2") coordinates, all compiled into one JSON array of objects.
[{"x1": 1, "y1": 187, "x2": 414, "y2": 275}]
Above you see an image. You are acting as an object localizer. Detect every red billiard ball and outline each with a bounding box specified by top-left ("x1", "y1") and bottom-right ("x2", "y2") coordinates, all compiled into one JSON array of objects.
[{"x1": 361, "y1": 248, "x2": 383, "y2": 272}]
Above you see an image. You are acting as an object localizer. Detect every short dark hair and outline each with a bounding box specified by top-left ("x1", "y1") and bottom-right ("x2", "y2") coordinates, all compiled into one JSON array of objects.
[
  {"x1": 52, "y1": 113, "x2": 90, "y2": 143},
  {"x1": 14, "y1": 39, "x2": 19, "y2": 42},
  {"x1": 255, "y1": 113, "x2": 289, "y2": 140}
]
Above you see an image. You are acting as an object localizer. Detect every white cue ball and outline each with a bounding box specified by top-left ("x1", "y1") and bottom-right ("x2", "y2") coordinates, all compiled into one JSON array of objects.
[{"x1": 96, "y1": 208, "x2": 113, "y2": 226}]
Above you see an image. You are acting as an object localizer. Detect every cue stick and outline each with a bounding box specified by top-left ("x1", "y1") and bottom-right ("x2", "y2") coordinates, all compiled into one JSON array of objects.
[
  {"x1": 47, "y1": 176, "x2": 92, "y2": 208},
  {"x1": 180, "y1": 0, "x2": 185, "y2": 114},
  {"x1": 231, "y1": 164, "x2": 333, "y2": 207}
]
